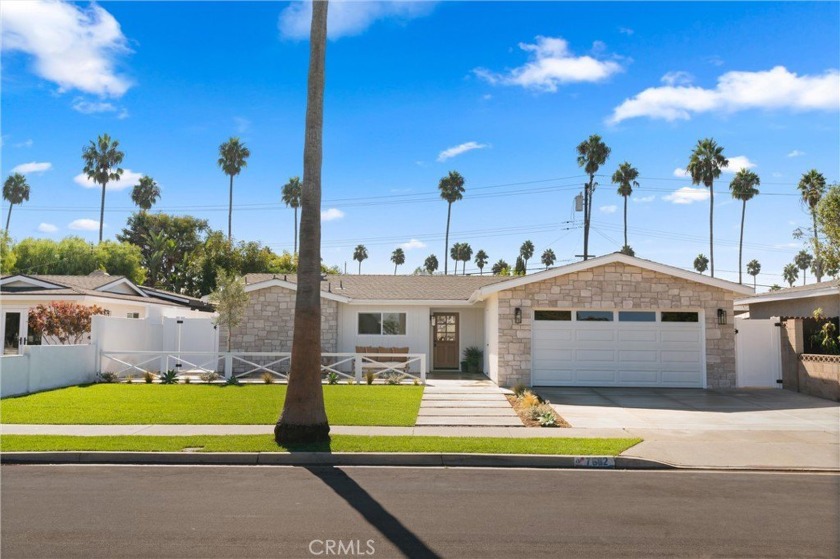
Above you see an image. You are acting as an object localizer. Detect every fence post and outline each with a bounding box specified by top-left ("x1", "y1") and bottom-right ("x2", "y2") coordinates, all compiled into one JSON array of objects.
[
  {"x1": 354, "y1": 353, "x2": 363, "y2": 383},
  {"x1": 224, "y1": 353, "x2": 233, "y2": 379},
  {"x1": 420, "y1": 354, "x2": 427, "y2": 385},
  {"x1": 159, "y1": 354, "x2": 166, "y2": 374}
]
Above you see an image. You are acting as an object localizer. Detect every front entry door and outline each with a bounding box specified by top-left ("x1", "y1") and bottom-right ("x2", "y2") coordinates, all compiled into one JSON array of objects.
[
  {"x1": 2, "y1": 311, "x2": 24, "y2": 355},
  {"x1": 433, "y1": 313, "x2": 459, "y2": 369}
]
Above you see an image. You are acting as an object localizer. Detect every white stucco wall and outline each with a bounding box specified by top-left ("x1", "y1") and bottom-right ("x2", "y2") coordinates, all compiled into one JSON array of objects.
[
  {"x1": 0, "y1": 344, "x2": 96, "y2": 397},
  {"x1": 483, "y1": 294, "x2": 499, "y2": 382}
]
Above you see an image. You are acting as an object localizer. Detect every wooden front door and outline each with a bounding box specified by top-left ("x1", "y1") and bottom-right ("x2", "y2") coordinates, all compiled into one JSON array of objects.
[{"x1": 433, "y1": 313, "x2": 459, "y2": 369}]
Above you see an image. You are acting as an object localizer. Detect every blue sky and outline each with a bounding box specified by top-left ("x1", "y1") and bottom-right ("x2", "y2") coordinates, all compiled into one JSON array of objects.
[{"x1": 2, "y1": 1, "x2": 838, "y2": 289}]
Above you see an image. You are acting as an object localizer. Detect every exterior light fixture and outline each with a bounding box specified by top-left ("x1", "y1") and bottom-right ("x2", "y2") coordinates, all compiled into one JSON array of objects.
[
  {"x1": 514, "y1": 307, "x2": 522, "y2": 324},
  {"x1": 717, "y1": 308, "x2": 727, "y2": 325},
  {"x1": 430, "y1": 314, "x2": 435, "y2": 327}
]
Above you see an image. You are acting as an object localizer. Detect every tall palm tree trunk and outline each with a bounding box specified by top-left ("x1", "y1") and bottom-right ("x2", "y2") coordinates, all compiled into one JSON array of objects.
[
  {"x1": 813, "y1": 212, "x2": 822, "y2": 282},
  {"x1": 623, "y1": 195, "x2": 628, "y2": 248},
  {"x1": 709, "y1": 184, "x2": 715, "y2": 277},
  {"x1": 228, "y1": 175, "x2": 234, "y2": 241},
  {"x1": 444, "y1": 202, "x2": 452, "y2": 274},
  {"x1": 5, "y1": 203, "x2": 13, "y2": 234},
  {"x1": 99, "y1": 182, "x2": 106, "y2": 243},
  {"x1": 583, "y1": 178, "x2": 591, "y2": 260},
  {"x1": 358, "y1": 261, "x2": 361, "y2": 274},
  {"x1": 738, "y1": 200, "x2": 746, "y2": 284},
  {"x1": 276, "y1": 0, "x2": 330, "y2": 444},
  {"x1": 294, "y1": 207, "x2": 298, "y2": 254},
  {"x1": 394, "y1": 262, "x2": 397, "y2": 275}
]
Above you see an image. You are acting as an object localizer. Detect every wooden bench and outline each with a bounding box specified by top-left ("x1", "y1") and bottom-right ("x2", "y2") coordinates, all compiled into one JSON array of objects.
[{"x1": 356, "y1": 346, "x2": 410, "y2": 374}]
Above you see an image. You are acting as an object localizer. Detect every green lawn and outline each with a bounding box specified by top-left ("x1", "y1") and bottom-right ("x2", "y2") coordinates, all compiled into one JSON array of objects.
[
  {"x1": 0, "y1": 435, "x2": 641, "y2": 455},
  {"x1": 0, "y1": 385, "x2": 424, "y2": 426}
]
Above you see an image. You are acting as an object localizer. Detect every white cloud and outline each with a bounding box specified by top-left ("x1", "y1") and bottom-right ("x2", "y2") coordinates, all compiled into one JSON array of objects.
[
  {"x1": 68, "y1": 218, "x2": 101, "y2": 231},
  {"x1": 72, "y1": 98, "x2": 116, "y2": 114},
  {"x1": 618, "y1": 27, "x2": 634, "y2": 36},
  {"x1": 11, "y1": 161, "x2": 52, "y2": 174},
  {"x1": 661, "y1": 71, "x2": 694, "y2": 86},
  {"x1": 633, "y1": 195, "x2": 656, "y2": 203},
  {"x1": 321, "y1": 208, "x2": 345, "y2": 221},
  {"x1": 663, "y1": 187, "x2": 710, "y2": 205},
  {"x1": 474, "y1": 36, "x2": 623, "y2": 92},
  {"x1": 482, "y1": 94, "x2": 493, "y2": 100},
  {"x1": 37, "y1": 223, "x2": 58, "y2": 233},
  {"x1": 673, "y1": 167, "x2": 690, "y2": 178},
  {"x1": 722, "y1": 155, "x2": 756, "y2": 174},
  {"x1": 234, "y1": 116, "x2": 250, "y2": 133},
  {"x1": 400, "y1": 239, "x2": 426, "y2": 250},
  {"x1": 437, "y1": 141, "x2": 489, "y2": 162},
  {"x1": 610, "y1": 66, "x2": 839, "y2": 123},
  {"x1": 599, "y1": 204, "x2": 617, "y2": 214},
  {"x1": 14, "y1": 139, "x2": 33, "y2": 148},
  {"x1": 278, "y1": 1, "x2": 435, "y2": 40},
  {"x1": 74, "y1": 168, "x2": 143, "y2": 191},
  {"x1": 787, "y1": 149, "x2": 805, "y2": 158},
  {"x1": 1, "y1": 0, "x2": 132, "y2": 97}
]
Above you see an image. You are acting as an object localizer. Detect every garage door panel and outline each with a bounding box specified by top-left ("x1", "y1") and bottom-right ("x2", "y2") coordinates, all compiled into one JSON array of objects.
[
  {"x1": 575, "y1": 349, "x2": 615, "y2": 362},
  {"x1": 661, "y1": 330, "x2": 701, "y2": 343},
  {"x1": 532, "y1": 348, "x2": 574, "y2": 362},
  {"x1": 533, "y1": 327, "x2": 573, "y2": 340},
  {"x1": 532, "y1": 369, "x2": 573, "y2": 384},
  {"x1": 575, "y1": 369, "x2": 617, "y2": 383},
  {"x1": 618, "y1": 349, "x2": 658, "y2": 362},
  {"x1": 575, "y1": 329, "x2": 615, "y2": 342},
  {"x1": 618, "y1": 329, "x2": 658, "y2": 342},
  {"x1": 661, "y1": 370, "x2": 702, "y2": 384},
  {"x1": 660, "y1": 350, "x2": 701, "y2": 363},
  {"x1": 618, "y1": 370, "x2": 660, "y2": 383}
]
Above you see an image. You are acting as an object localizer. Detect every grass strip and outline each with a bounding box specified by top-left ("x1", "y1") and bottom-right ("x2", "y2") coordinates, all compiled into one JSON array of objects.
[
  {"x1": 0, "y1": 435, "x2": 641, "y2": 455},
  {"x1": 0, "y1": 385, "x2": 423, "y2": 426}
]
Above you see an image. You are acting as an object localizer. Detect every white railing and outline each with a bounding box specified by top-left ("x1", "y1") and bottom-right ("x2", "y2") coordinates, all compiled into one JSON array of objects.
[{"x1": 99, "y1": 351, "x2": 427, "y2": 384}]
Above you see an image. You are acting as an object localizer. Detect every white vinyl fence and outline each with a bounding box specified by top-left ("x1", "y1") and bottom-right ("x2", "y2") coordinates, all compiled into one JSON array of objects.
[{"x1": 1, "y1": 345, "x2": 96, "y2": 397}]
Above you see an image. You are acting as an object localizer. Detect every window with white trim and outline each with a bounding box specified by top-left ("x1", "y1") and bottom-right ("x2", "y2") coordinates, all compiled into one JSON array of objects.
[
  {"x1": 358, "y1": 312, "x2": 407, "y2": 335},
  {"x1": 126, "y1": 312, "x2": 140, "y2": 319}
]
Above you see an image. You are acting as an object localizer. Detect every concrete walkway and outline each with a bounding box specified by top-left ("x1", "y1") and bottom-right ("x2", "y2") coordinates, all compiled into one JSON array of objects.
[{"x1": 415, "y1": 378, "x2": 522, "y2": 427}]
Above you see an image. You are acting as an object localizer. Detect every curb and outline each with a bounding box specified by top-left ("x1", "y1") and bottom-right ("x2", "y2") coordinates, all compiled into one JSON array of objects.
[{"x1": 0, "y1": 452, "x2": 675, "y2": 470}]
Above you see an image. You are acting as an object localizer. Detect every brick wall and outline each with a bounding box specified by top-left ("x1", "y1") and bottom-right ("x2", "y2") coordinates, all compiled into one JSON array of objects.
[
  {"x1": 797, "y1": 355, "x2": 840, "y2": 402},
  {"x1": 495, "y1": 262, "x2": 737, "y2": 388}
]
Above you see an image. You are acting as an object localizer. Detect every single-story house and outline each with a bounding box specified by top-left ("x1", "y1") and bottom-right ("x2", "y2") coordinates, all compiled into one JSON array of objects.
[
  {"x1": 0, "y1": 272, "x2": 213, "y2": 354},
  {"x1": 230, "y1": 253, "x2": 753, "y2": 388},
  {"x1": 735, "y1": 280, "x2": 839, "y2": 320}
]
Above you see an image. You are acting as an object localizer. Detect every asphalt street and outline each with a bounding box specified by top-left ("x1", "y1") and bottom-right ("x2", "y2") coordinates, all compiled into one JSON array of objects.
[{"x1": 2, "y1": 465, "x2": 838, "y2": 559}]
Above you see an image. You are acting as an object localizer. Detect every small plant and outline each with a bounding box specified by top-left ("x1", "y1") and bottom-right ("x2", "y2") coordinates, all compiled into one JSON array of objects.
[
  {"x1": 346, "y1": 378, "x2": 356, "y2": 385},
  {"x1": 538, "y1": 412, "x2": 557, "y2": 427},
  {"x1": 327, "y1": 372, "x2": 340, "y2": 385},
  {"x1": 159, "y1": 370, "x2": 178, "y2": 385},
  {"x1": 97, "y1": 371, "x2": 120, "y2": 383},
  {"x1": 262, "y1": 371, "x2": 275, "y2": 384},
  {"x1": 463, "y1": 346, "x2": 483, "y2": 373},
  {"x1": 511, "y1": 382, "x2": 528, "y2": 397},
  {"x1": 385, "y1": 372, "x2": 406, "y2": 385},
  {"x1": 365, "y1": 371, "x2": 375, "y2": 385},
  {"x1": 200, "y1": 371, "x2": 220, "y2": 383},
  {"x1": 413, "y1": 378, "x2": 421, "y2": 386},
  {"x1": 519, "y1": 390, "x2": 540, "y2": 408},
  {"x1": 183, "y1": 376, "x2": 191, "y2": 384},
  {"x1": 124, "y1": 374, "x2": 134, "y2": 384},
  {"x1": 225, "y1": 375, "x2": 241, "y2": 386},
  {"x1": 528, "y1": 403, "x2": 558, "y2": 426},
  {"x1": 812, "y1": 308, "x2": 840, "y2": 355},
  {"x1": 143, "y1": 371, "x2": 155, "y2": 384}
]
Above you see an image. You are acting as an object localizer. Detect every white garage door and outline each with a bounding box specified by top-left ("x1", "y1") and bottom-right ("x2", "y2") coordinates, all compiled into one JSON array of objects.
[{"x1": 531, "y1": 309, "x2": 705, "y2": 387}]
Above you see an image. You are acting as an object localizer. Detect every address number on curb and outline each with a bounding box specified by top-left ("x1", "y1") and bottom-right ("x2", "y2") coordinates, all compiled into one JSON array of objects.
[{"x1": 574, "y1": 457, "x2": 615, "y2": 469}]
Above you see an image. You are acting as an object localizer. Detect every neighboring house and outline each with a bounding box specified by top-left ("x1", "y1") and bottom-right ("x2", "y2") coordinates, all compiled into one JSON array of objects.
[
  {"x1": 0, "y1": 272, "x2": 213, "y2": 354},
  {"x1": 230, "y1": 253, "x2": 752, "y2": 388},
  {"x1": 735, "y1": 280, "x2": 839, "y2": 320}
]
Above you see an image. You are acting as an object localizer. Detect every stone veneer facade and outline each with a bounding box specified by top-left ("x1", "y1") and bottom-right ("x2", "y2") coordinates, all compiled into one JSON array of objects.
[
  {"x1": 495, "y1": 262, "x2": 737, "y2": 389},
  {"x1": 222, "y1": 286, "x2": 338, "y2": 353}
]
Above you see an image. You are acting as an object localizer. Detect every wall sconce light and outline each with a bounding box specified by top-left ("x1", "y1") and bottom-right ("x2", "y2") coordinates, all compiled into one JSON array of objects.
[
  {"x1": 514, "y1": 307, "x2": 522, "y2": 324},
  {"x1": 430, "y1": 314, "x2": 435, "y2": 327},
  {"x1": 717, "y1": 308, "x2": 727, "y2": 325}
]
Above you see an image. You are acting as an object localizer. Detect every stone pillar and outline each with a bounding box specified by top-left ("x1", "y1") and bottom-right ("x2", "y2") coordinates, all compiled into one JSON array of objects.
[{"x1": 780, "y1": 318, "x2": 803, "y2": 392}]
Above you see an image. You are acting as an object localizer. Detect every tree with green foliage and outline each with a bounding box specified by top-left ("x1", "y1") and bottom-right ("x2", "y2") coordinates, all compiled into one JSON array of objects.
[
  {"x1": 390, "y1": 247, "x2": 405, "y2": 275},
  {"x1": 746, "y1": 259, "x2": 761, "y2": 290},
  {"x1": 281, "y1": 176, "x2": 302, "y2": 254},
  {"x1": 423, "y1": 254, "x2": 438, "y2": 274},
  {"x1": 576, "y1": 134, "x2": 611, "y2": 261},
  {"x1": 353, "y1": 244, "x2": 368, "y2": 274},
  {"x1": 611, "y1": 161, "x2": 639, "y2": 250},
  {"x1": 693, "y1": 254, "x2": 709, "y2": 274},
  {"x1": 474, "y1": 249, "x2": 488, "y2": 275},
  {"x1": 729, "y1": 169, "x2": 760, "y2": 284},
  {"x1": 816, "y1": 184, "x2": 840, "y2": 276},
  {"x1": 3, "y1": 173, "x2": 30, "y2": 234},
  {"x1": 1, "y1": 232, "x2": 17, "y2": 274},
  {"x1": 619, "y1": 245, "x2": 635, "y2": 256},
  {"x1": 209, "y1": 270, "x2": 249, "y2": 352},
  {"x1": 541, "y1": 248, "x2": 556, "y2": 269},
  {"x1": 438, "y1": 170, "x2": 465, "y2": 274},
  {"x1": 491, "y1": 259, "x2": 509, "y2": 275},
  {"x1": 687, "y1": 138, "x2": 727, "y2": 277},
  {"x1": 130, "y1": 175, "x2": 160, "y2": 212},
  {"x1": 449, "y1": 242, "x2": 463, "y2": 275},
  {"x1": 218, "y1": 137, "x2": 250, "y2": 241},
  {"x1": 519, "y1": 240, "x2": 535, "y2": 271},
  {"x1": 28, "y1": 301, "x2": 107, "y2": 345},
  {"x1": 783, "y1": 263, "x2": 799, "y2": 287},
  {"x1": 10, "y1": 236, "x2": 144, "y2": 283},
  {"x1": 94, "y1": 241, "x2": 146, "y2": 284},
  {"x1": 82, "y1": 133, "x2": 124, "y2": 243},
  {"x1": 794, "y1": 250, "x2": 813, "y2": 285},
  {"x1": 798, "y1": 170, "x2": 827, "y2": 282},
  {"x1": 514, "y1": 255, "x2": 526, "y2": 276},
  {"x1": 769, "y1": 284, "x2": 782, "y2": 292}
]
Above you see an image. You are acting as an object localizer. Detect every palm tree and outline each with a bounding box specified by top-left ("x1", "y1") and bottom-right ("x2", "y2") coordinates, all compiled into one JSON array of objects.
[
  {"x1": 353, "y1": 244, "x2": 368, "y2": 274},
  {"x1": 794, "y1": 250, "x2": 813, "y2": 285},
  {"x1": 130, "y1": 175, "x2": 160, "y2": 213},
  {"x1": 218, "y1": 137, "x2": 251, "y2": 241},
  {"x1": 424, "y1": 254, "x2": 438, "y2": 274},
  {"x1": 281, "y1": 176, "x2": 302, "y2": 254},
  {"x1": 783, "y1": 263, "x2": 799, "y2": 287},
  {"x1": 576, "y1": 134, "x2": 611, "y2": 260},
  {"x1": 611, "y1": 161, "x2": 639, "y2": 250},
  {"x1": 82, "y1": 133, "x2": 124, "y2": 243},
  {"x1": 459, "y1": 243, "x2": 473, "y2": 275},
  {"x1": 520, "y1": 240, "x2": 535, "y2": 271},
  {"x1": 3, "y1": 173, "x2": 30, "y2": 234},
  {"x1": 475, "y1": 249, "x2": 488, "y2": 275},
  {"x1": 729, "y1": 169, "x2": 760, "y2": 284},
  {"x1": 438, "y1": 171, "x2": 465, "y2": 274},
  {"x1": 694, "y1": 254, "x2": 709, "y2": 274},
  {"x1": 390, "y1": 247, "x2": 405, "y2": 275},
  {"x1": 541, "y1": 248, "x2": 556, "y2": 269},
  {"x1": 797, "y1": 169, "x2": 827, "y2": 282},
  {"x1": 275, "y1": 0, "x2": 330, "y2": 445},
  {"x1": 746, "y1": 259, "x2": 761, "y2": 290},
  {"x1": 491, "y1": 259, "x2": 509, "y2": 275},
  {"x1": 449, "y1": 242, "x2": 462, "y2": 275},
  {"x1": 686, "y1": 138, "x2": 727, "y2": 277},
  {"x1": 514, "y1": 256, "x2": 526, "y2": 275}
]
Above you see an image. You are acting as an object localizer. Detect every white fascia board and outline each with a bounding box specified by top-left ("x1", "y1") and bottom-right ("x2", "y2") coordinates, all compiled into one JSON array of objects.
[
  {"x1": 96, "y1": 277, "x2": 148, "y2": 297},
  {"x1": 344, "y1": 299, "x2": 476, "y2": 307},
  {"x1": 244, "y1": 278, "x2": 352, "y2": 303},
  {"x1": 735, "y1": 286, "x2": 840, "y2": 306},
  {"x1": 0, "y1": 275, "x2": 65, "y2": 289},
  {"x1": 470, "y1": 253, "x2": 754, "y2": 302}
]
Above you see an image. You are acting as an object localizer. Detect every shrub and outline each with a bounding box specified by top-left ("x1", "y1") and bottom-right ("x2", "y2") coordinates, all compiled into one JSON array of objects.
[
  {"x1": 159, "y1": 370, "x2": 178, "y2": 385},
  {"x1": 365, "y1": 371, "x2": 375, "y2": 385},
  {"x1": 511, "y1": 382, "x2": 528, "y2": 397},
  {"x1": 385, "y1": 372, "x2": 406, "y2": 385},
  {"x1": 347, "y1": 378, "x2": 356, "y2": 385},
  {"x1": 528, "y1": 403, "x2": 558, "y2": 427},
  {"x1": 463, "y1": 346, "x2": 483, "y2": 373},
  {"x1": 97, "y1": 371, "x2": 120, "y2": 383},
  {"x1": 124, "y1": 374, "x2": 134, "y2": 384},
  {"x1": 519, "y1": 390, "x2": 540, "y2": 408},
  {"x1": 225, "y1": 375, "x2": 241, "y2": 386},
  {"x1": 538, "y1": 412, "x2": 557, "y2": 427},
  {"x1": 413, "y1": 378, "x2": 421, "y2": 386},
  {"x1": 143, "y1": 371, "x2": 155, "y2": 384},
  {"x1": 262, "y1": 372, "x2": 275, "y2": 384},
  {"x1": 200, "y1": 371, "x2": 220, "y2": 383},
  {"x1": 327, "y1": 372, "x2": 340, "y2": 385},
  {"x1": 183, "y1": 376, "x2": 191, "y2": 384}
]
